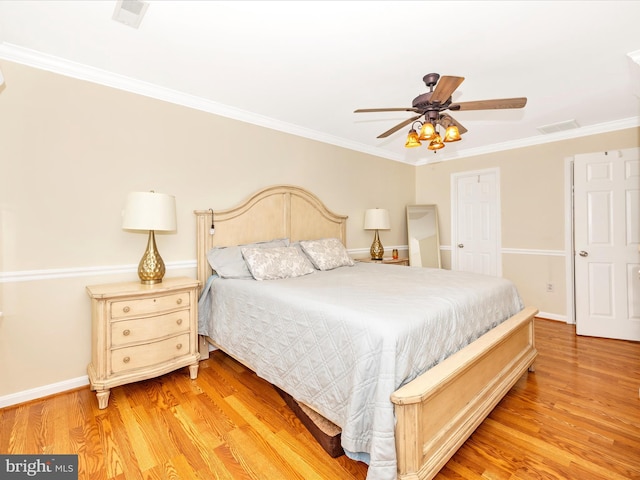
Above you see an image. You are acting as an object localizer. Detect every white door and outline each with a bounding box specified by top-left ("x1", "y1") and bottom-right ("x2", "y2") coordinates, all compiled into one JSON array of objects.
[
  {"x1": 574, "y1": 148, "x2": 640, "y2": 341},
  {"x1": 451, "y1": 168, "x2": 501, "y2": 276}
]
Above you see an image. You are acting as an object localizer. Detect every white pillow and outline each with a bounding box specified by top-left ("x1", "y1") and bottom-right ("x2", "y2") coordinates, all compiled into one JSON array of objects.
[
  {"x1": 207, "y1": 238, "x2": 289, "y2": 279},
  {"x1": 241, "y1": 246, "x2": 316, "y2": 281},
  {"x1": 299, "y1": 238, "x2": 355, "y2": 271}
]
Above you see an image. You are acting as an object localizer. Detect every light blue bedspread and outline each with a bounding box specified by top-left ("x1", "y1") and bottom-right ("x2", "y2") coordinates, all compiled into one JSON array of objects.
[{"x1": 198, "y1": 262, "x2": 523, "y2": 480}]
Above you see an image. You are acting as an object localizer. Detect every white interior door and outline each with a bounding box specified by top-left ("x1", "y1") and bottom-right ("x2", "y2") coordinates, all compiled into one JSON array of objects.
[
  {"x1": 574, "y1": 148, "x2": 640, "y2": 341},
  {"x1": 451, "y1": 169, "x2": 501, "y2": 276}
]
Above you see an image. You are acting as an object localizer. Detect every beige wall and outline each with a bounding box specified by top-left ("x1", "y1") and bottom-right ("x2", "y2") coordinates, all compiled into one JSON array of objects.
[
  {"x1": 415, "y1": 127, "x2": 640, "y2": 317},
  {"x1": 1, "y1": 58, "x2": 638, "y2": 402},
  {"x1": 0, "y1": 61, "x2": 414, "y2": 398}
]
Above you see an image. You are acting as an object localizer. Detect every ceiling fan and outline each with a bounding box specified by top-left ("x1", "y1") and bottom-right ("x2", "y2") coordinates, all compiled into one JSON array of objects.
[{"x1": 354, "y1": 73, "x2": 527, "y2": 150}]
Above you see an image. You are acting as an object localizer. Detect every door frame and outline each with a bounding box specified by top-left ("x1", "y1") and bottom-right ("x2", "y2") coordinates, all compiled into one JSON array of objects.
[
  {"x1": 450, "y1": 167, "x2": 502, "y2": 276},
  {"x1": 564, "y1": 156, "x2": 576, "y2": 324}
]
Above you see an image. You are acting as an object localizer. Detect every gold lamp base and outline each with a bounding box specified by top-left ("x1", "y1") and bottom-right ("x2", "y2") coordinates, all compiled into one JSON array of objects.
[
  {"x1": 370, "y1": 229, "x2": 384, "y2": 260},
  {"x1": 138, "y1": 230, "x2": 166, "y2": 284}
]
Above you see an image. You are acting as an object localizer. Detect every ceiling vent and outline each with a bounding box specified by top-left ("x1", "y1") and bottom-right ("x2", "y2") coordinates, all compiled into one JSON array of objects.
[
  {"x1": 112, "y1": 0, "x2": 149, "y2": 29},
  {"x1": 537, "y1": 119, "x2": 580, "y2": 135}
]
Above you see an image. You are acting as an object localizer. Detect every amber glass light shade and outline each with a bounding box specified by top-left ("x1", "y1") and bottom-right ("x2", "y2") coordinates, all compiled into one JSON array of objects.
[
  {"x1": 443, "y1": 125, "x2": 461, "y2": 142},
  {"x1": 418, "y1": 122, "x2": 436, "y2": 141},
  {"x1": 405, "y1": 129, "x2": 422, "y2": 148},
  {"x1": 427, "y1": 134, "x2": 444, "y2": 150}
]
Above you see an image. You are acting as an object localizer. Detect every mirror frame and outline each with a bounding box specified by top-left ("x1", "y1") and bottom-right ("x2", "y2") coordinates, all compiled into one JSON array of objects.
[{"x1": 406, "y1": 204, "x2": 441, "y2": 268}]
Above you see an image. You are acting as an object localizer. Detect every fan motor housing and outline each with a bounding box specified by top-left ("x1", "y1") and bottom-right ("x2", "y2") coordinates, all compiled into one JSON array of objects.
[{"x1": 412, "y1": 92, "x2": 452, "y2": 111}]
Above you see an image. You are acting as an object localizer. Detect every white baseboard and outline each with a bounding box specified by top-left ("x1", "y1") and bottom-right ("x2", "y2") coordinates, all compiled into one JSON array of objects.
[
  {"x1": 536, "y1": 311, "x2": 570, "y2": 323},
  {"x1": 0, "y1": 376, "x2": 89, "y2": 409}
]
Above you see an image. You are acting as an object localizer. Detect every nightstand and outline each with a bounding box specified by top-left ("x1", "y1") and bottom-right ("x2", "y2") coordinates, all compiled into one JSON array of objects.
[
  {"x1": 357, "y1": 257, "x2": 409, "y2": 266},
  {"x1": 86, "y1": 276, "x2": 200, "y2": 409}
]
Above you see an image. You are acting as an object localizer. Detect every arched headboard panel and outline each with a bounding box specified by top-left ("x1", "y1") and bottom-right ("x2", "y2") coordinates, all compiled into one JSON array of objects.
[{"x1": 194, "y1": 185, "x2": 348, "y2": 287}]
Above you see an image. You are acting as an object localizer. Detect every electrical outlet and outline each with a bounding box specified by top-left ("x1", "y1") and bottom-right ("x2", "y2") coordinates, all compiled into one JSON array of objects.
[{"x1": 546, "y1": 283, "x2": 554, "y2": 292}]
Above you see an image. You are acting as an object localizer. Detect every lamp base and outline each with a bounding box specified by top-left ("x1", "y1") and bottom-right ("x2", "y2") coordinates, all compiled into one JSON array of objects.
[
  {"x1": 370, "y1": 230, "x2": 384, "y2": 260},
  {"x1": 138, "y1": 230, "x2": 166, "y2": 284}
]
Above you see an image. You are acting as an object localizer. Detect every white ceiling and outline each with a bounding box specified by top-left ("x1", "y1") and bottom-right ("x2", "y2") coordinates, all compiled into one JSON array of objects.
[{"x1": 1, "y1": 1, "x2": 639, "y2": 165}]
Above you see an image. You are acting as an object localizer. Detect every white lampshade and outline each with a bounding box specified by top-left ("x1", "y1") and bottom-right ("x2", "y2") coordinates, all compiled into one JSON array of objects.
[
  {"x1": 364, "y1": 208, "x2": 390, "y2": 230},
  {"x1": 122, "y1": 191, "x2": 177, "y2": 232}
]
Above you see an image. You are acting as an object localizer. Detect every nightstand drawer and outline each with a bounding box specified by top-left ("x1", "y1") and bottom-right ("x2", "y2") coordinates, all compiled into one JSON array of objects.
[
  {"x1": 111, "y1": 333, "x2": 191, "y2": 374},
  {"x1": 111, "y1": 310, "x2": 189, "y2": 347},
  {"x1": 110, "y1": 291, "x2": 190, "y2": 319}
]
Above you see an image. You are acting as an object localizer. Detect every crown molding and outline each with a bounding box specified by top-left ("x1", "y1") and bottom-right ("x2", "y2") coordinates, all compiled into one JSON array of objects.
[
  {"x1": 1, "y1": 43, "x2": 637, "y2": 167},
  {"x1": 628, "y1": 49, "x2": 640, "y2": 99},
  {"x1": 0, "y1": 43, "x2": 405, "y2": 164},
  {"x1": 415, "y1": 116, "x2": 640, "y2": 165}
]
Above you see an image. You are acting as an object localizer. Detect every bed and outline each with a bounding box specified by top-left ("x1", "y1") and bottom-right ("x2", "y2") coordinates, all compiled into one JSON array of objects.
[{"x1": 194, "y1": 185, "x2": 538, "y2": 480}]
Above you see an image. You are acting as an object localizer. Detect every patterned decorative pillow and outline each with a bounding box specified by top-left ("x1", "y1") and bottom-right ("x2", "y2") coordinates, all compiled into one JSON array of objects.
[
  {"x1": 241, "y1": 246, "x2": 316, "y2": 280},
  {"x1": 299, "y1": 238, "x2": 355, "y2": 271},
  {"x1": 290, "y1": 241, "x2": 315, "y2": 267},
  {"x1": 207, "y1": 238, "x2": 289, "y2": 279}
]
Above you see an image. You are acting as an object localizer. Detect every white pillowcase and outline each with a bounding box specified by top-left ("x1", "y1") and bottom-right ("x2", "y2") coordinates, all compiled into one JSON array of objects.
[
  {"x1": 299, "y1": 238, "x2": 355, "y2": 271},
  {"x1": 241, "y1": 246, "x2": 316, "y2": 280}
]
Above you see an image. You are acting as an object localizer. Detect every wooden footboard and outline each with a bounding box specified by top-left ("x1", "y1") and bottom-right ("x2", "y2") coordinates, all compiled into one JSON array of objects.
[{"x1": 391, "y1": 306, "x2": 538, "y2": 480}]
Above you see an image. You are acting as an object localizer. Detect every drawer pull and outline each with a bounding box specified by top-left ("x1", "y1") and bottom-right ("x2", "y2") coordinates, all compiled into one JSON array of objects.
[
  {"x1": 176, "y1": 343, "x2": 183, "y2": 350},
  {"x1": 176, "y1": 298, "x2": 183, "y2": 305},
  {"x1": 123, "y1": 329, "x2": 131, "y2": 336},
  {"x1": 176, "y1": 319, "x2": 183, "y2": 325},
  {"x1": 123, "y1": 306, "x2": 130, "y2": 313},
  {"x1": 123, "y1": 356, "x2": 130, "y2": 363}
]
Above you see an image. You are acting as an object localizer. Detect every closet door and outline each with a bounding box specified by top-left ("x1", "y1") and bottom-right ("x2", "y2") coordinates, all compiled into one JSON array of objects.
[
  {"x1": 574, "y1": 148, "x2": 640, "y2": 341},
  {"x1": 451, "y1": 168, "x2": 501, "y2": 276}
]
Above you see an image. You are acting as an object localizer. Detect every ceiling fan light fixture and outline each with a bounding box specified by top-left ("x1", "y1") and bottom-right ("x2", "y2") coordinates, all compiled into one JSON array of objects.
[
  {"x1": 418, "y1": 122, "x2": 436, "y2": 141},
  {"x1": 354, "y1": 73, "x2": 527, "y2": 151},
  {"x1": 405, "y1": 129, "x2": 422, "y2": 148},
  {"x1": 443, "y1": 125, "x2": 461, "y2": 142},
  {"x1": 427, "y1": 134, "x2": 444, "y2": 150}
]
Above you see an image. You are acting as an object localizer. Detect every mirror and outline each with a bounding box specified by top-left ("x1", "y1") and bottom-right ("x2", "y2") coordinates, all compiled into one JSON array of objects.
[{"x1": 406, "y1": 205, "x2": 441, "y2": 268}]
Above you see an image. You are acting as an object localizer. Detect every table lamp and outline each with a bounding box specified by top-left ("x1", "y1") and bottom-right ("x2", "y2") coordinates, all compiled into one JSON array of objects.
[
  {"x1": 122, "y1": 191, "x2": 177, "y2": 284},
  {"x1": 364, "y1": 208, "x2": 390, "y2": 260}
]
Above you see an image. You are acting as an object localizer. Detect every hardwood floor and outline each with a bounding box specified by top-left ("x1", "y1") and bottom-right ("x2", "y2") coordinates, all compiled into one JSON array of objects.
[{"x1": 1, "y1": 318, "x2": 638, "y2": 479}]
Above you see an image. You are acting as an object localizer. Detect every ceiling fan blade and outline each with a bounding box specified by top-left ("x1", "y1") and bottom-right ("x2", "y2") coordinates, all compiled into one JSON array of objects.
[
  {"x1": 455, "y1": 97, "x2": 527, "y2": 111},
  {"x1": 430, "y1": 76, "x2": 465, "y2": 104},
  {"x1": 377, "y1": 114, "x2": 423, "y2": 138},
  {"x1": 354, "y1": 107, "x2": 420, "y2": 113},
  {"x1": 440, "y1": 114, "x2": 468, "y2": 134}
]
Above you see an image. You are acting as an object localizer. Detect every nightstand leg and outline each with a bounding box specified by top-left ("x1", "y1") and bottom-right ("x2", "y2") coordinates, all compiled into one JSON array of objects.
[
  {"x1": 96, "y1": 389, "x2": 110, "y2": 409},
  {"x1": 188, "y1": 363, "x2": 199, "y2": 380}
]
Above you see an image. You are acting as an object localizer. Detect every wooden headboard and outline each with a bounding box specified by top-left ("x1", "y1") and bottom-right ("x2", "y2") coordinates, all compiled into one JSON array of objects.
[{"x1": 194, "y1": 185, "x2": 348, "y2": 288}]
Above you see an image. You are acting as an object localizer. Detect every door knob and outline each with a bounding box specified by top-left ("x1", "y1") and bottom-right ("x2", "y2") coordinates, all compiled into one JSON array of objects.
[
  {"x1": 578, "y1": 250, "x2": 589, "y2": 257},
  {"x1": 457, "y1": 244, "x2": 464, "y2": 248}
]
